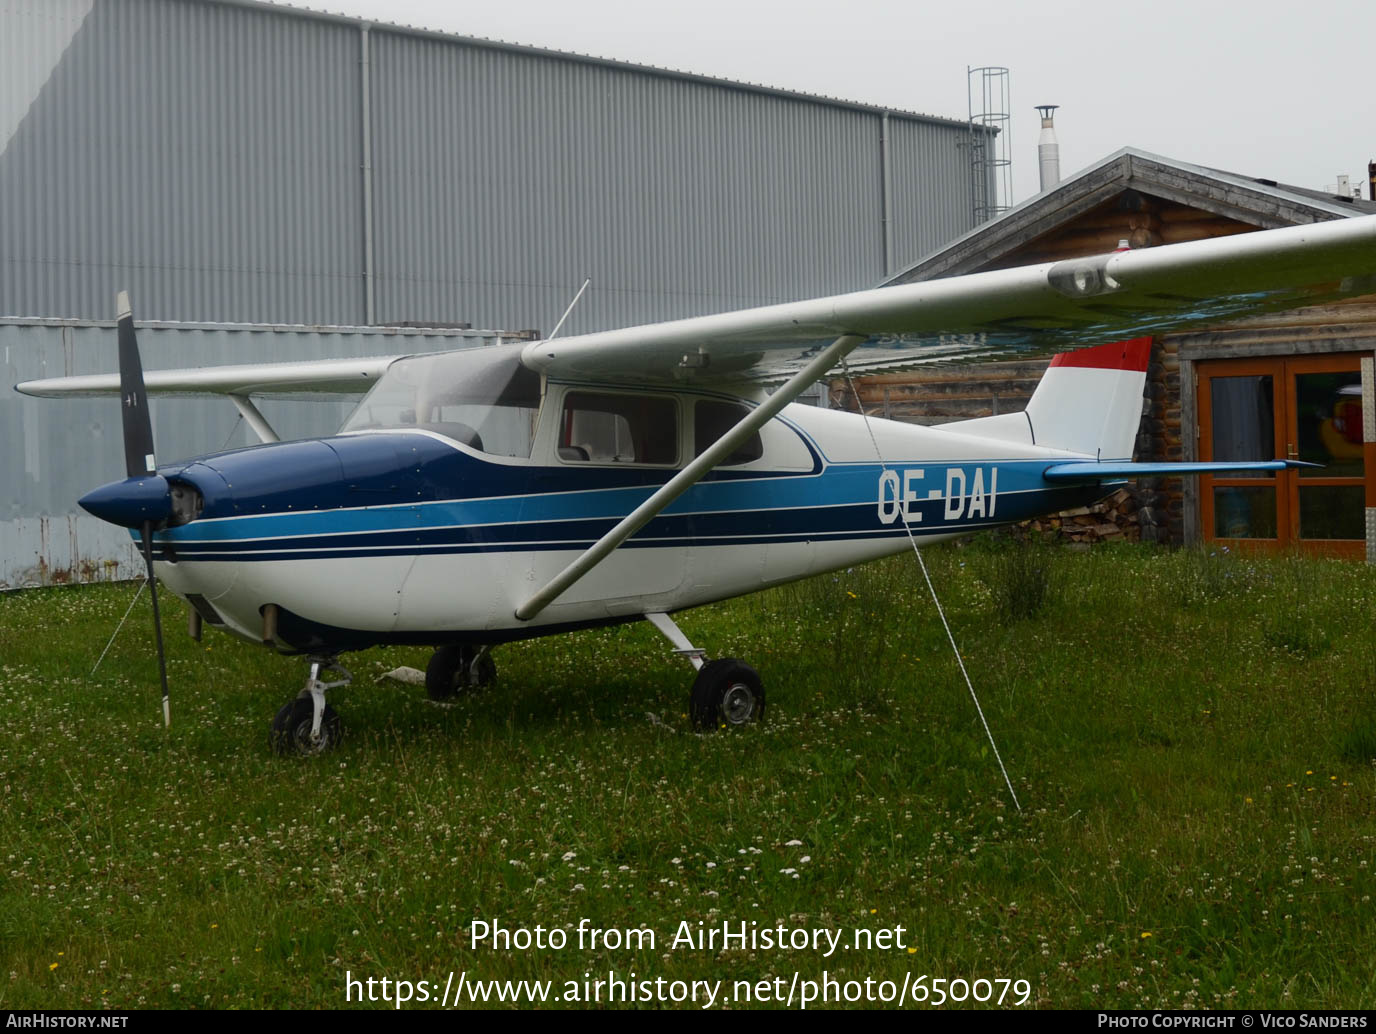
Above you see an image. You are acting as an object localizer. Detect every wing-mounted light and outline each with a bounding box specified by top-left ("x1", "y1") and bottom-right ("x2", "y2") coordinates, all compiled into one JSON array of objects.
[
  {"x1": 1047, "y1": 254, "x2": 1123, "y2": 298},
  {"x1": 678, "y1": 347, "x2": 711, "y2": 370}
]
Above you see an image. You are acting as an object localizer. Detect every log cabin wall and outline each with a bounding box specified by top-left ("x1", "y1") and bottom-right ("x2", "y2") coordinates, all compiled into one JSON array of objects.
[{"x1": 826, "y1": 359, "x2": 1046, "y2": 425}]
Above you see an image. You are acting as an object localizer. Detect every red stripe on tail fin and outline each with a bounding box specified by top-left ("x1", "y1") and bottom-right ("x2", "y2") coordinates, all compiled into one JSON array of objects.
[{"x1": 1048, "y1": 338, "x2": 1152, "y2": 372}]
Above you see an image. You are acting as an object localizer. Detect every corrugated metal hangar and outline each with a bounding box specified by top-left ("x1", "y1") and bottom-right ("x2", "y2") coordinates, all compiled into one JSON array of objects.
[
  {"x1": 3, "y1": 0, "x2": 979, "y2": 329},
  {"x1": 2, "y1": 0, "x2": 986, "y2": 586}
]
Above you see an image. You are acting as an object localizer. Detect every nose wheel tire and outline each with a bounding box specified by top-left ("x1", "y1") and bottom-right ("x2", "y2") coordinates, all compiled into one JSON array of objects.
[
  {"x1": 270, "y1": 697, "x2": 342, "y2": 756},
  {"x1": 690, "y1": 658, "x2": 765, "y2": 731},
  {"x1": 426, "y1": 644, "x2": 497, "y2": 701}
]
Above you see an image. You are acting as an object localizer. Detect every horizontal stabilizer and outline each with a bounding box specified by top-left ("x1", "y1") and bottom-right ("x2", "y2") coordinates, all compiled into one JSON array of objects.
[{"x1": 1042, "y1": 460, "x2": 1321, "y2": 482}]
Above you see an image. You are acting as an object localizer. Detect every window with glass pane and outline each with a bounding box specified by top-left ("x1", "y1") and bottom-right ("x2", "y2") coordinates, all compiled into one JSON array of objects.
[
  {"x1": 561, "y1": 393, "x2": 677, "y2": 465},
  {"x1": 1294, "y1": 372, "x2": 1364, "y2": 479},
  {"x1": 1298, "y1": 486, "x2": 1365, "y2": 540},
  {"x1": 1210, "y1": 376, "x2": 1274, "y2": 475},
  {"x1": 1212, "y1": 486, "x2": 1278, "y2": 539},
  {"x1": 340, "y1": 344, "x2": 541, "y2": 457},
  {"x1": 695, "y1": 401, "x2": 763, "y2": 465}
]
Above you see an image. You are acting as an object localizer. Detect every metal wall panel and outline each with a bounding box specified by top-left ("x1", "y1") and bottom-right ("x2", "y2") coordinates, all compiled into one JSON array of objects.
[
  {"x1": 887, "y1": 118, "x2": 982, "y2": 274},
  {"x1": 0, "y1": 0, "x2": 366, "y2": 324},
  {"x1": 0, "y1": 0, "x2": 96, "y2": 156},
  {"x1": 1, "y1": 319, "x2": 501, "y2": 586},
  {"x1": 368, "y1": 31, "x2": 906, "y2": 336},
  {"x1": 1, "y1": 0, "x2": 976, "y2": 333}
]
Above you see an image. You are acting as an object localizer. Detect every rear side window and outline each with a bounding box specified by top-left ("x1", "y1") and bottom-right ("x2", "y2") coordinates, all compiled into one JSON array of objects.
[
  {"x1": 695, "y1": 400, "x2": 763, "y2": 466},
  {"x1": 560, "y1": 392, "x2": 678, "y2": 465}
]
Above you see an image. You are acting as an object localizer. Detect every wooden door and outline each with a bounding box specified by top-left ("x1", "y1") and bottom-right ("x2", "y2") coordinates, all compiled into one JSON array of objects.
[{"x1": 1197, "y1": 354, "x2": 1367, "y2": 556}]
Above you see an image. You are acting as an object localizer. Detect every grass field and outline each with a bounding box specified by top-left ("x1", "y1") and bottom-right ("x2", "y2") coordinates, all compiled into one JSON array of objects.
[{"x1": 2, "y1": 540, "x2": 1374, "y2": 1010}]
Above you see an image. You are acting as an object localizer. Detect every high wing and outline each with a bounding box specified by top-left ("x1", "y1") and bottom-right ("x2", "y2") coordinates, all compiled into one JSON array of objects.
[
  {"x1": 523, "y1": 215, "x2": 1376, "y2": 386},
  {"x1": 16, "y1": 354, "x2": 405, "y2": 445},
  {"x1": 16, "y1": 355, "x2": 400, "y2": 399},
  {"x1": 18, "y1": 216, "x2": 1376, "y2": 400}
]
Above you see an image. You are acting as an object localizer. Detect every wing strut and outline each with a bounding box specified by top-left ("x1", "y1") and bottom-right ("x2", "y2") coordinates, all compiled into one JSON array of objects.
[
  {"x1": 514, "y1": 333, "x2": 865, "y2": 622},
  {"x1": 228, "y1": 394, "x2": 281, "y2": 444}
]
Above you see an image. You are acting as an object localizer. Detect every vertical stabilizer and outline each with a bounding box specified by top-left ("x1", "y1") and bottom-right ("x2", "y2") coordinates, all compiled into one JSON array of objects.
[
  {"x1": 938, "y1": 338, "x2": 1150, "y2": 459},
  {"x1": 1023, "y1": 339, "x2": 1150, "y2": 458}
]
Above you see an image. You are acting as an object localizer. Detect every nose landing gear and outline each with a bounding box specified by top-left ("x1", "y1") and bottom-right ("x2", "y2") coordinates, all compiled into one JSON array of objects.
[{"x1": 270, "y1": 657, "x2": 351, "y2": 756}]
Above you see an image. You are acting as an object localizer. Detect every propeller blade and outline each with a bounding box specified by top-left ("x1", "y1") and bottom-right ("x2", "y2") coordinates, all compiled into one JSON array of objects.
[
  {"x1": 140, "y1": 521, "x2": 171, "y2": 728},
  {"x1": 117, "y1": 291, "x2": 156, "y2": 479}
]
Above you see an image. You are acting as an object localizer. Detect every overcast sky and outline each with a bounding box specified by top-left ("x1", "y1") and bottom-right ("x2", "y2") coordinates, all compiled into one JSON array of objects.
[{"x1": 266, "y1": 0, "x2": 1375, "y2": 207}]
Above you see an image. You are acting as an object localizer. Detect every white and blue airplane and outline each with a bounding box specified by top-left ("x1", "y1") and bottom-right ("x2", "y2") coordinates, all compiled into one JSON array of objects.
[{"x1": 17, "y1": 216, "x2": 1376, "y2": 754}]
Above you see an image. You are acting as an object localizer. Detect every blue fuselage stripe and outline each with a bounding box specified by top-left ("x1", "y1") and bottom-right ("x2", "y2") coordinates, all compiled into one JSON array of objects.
[{"x1": 151, "y1": 452, "x2": 1093, "y2": 563}]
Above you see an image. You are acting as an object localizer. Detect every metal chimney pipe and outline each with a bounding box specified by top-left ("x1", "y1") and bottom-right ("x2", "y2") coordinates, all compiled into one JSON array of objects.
[{"x1": 1036, "y1": 105, "x2": 1060, "y2": 192}]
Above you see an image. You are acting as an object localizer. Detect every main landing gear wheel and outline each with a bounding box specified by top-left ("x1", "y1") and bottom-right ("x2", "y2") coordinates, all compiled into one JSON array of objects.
[
  {"x1": 270, "y1": 697, "x2": 342, "y2": 756},
  {"x1": 426, "y1": 644, "x2": 497, "y2": 701},
  {"x1": 690, "y1": 658, "x2": 765, "y2": 731}
]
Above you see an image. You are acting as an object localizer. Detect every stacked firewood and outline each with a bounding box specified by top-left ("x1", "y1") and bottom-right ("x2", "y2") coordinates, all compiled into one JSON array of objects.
[{"x1": 1016, "y1": 488, "x2": 1139, "y2": 543}]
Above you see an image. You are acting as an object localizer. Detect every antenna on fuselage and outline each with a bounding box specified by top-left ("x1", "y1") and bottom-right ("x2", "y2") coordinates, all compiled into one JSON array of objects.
[{"x1": 547, "y1": 276, "x2": 591, "y2": 341}]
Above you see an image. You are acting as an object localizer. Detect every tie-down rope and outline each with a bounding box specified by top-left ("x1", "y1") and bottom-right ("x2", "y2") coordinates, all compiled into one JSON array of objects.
[{"x1": 839, "y1": 358, "x2": 1022, "y2": 813}]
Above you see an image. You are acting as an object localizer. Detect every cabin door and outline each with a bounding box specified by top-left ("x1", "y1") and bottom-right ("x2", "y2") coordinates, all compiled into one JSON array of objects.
[{"x1": 1197, "y1": 354, "x2": 1368, "y2": 557}]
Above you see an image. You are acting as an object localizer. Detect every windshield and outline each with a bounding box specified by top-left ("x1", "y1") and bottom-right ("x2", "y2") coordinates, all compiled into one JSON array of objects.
[{"x1": 339, "y1": 344, "x2": 542, "y2": 458}]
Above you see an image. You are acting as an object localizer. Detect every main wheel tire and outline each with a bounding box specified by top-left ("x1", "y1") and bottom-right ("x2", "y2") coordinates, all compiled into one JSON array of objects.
[
  {"x1": 270, "y1": 697, "x2": 342, "y2": 756},
  {"x1": 426, "y1": 644, "x2": 496, "y2": 701},
  {"x1": 689, "y1": 658, "x2": 765, "y2": 731}
]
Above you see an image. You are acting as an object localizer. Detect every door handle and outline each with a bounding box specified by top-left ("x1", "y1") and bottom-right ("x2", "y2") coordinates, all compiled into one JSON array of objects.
[{"x1": 1286, "y1": 443, "x2": 1297, "y2": 460}]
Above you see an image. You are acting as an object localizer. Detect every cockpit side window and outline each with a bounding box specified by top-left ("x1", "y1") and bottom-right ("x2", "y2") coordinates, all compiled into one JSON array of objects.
[
  {"x1": 560, "y1": 392, "x2": 678, "y2": 465},
  {"x1": 695, "y1": 400, "x2": 763, "y2": 466}
]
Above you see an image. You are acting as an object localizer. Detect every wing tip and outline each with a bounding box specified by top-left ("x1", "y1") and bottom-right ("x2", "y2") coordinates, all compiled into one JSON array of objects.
[{"x1": 116, "y1": 290, "x2": 132, "y2": 321}]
